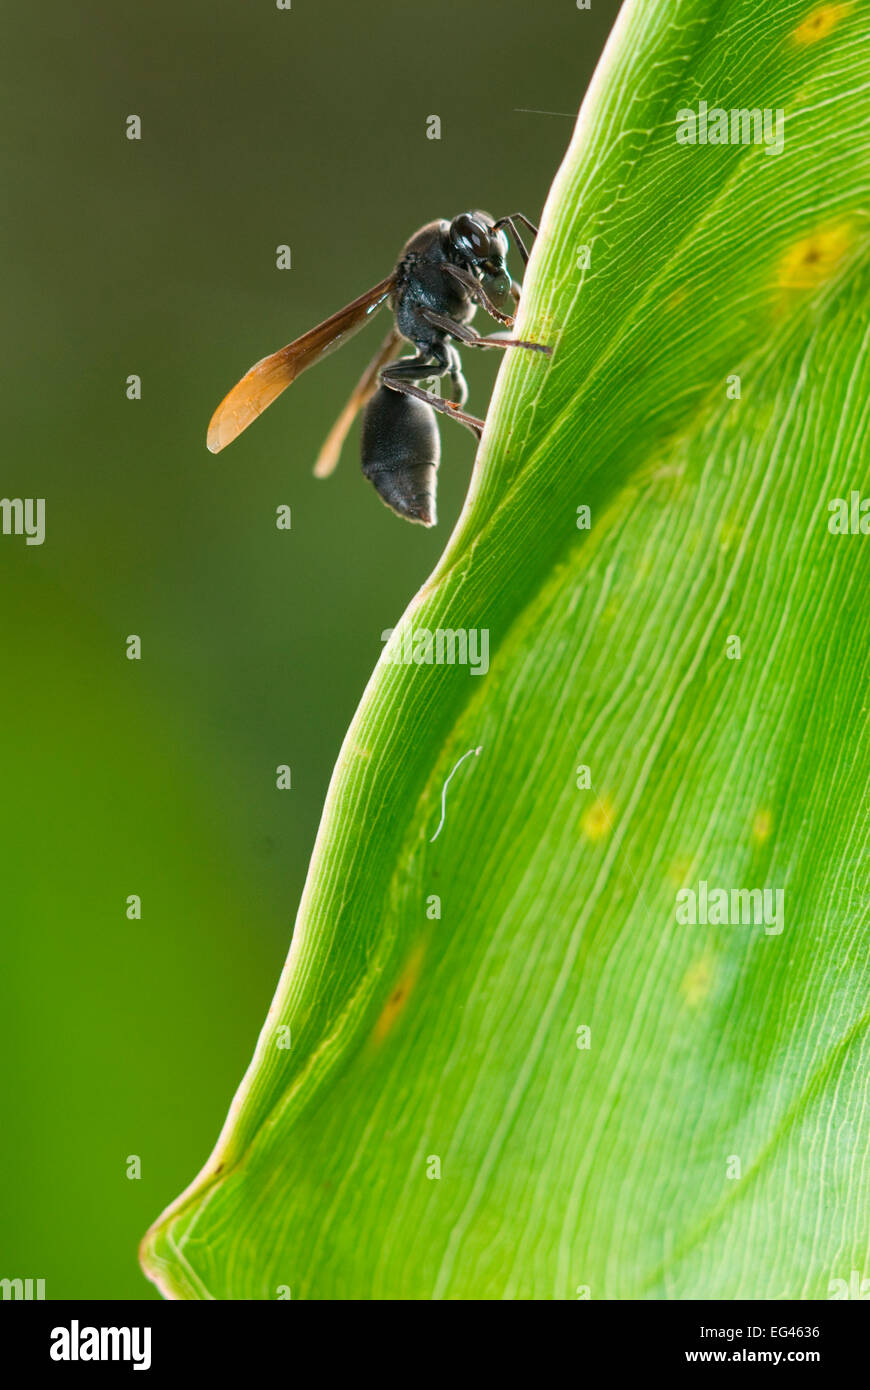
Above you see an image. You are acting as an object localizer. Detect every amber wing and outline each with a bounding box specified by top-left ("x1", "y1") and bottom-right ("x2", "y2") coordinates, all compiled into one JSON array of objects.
[
  {"x1": 313, "y1": 327, "x2": 404, "y2": 478},
  {"x1": 207, "y1": 274, "x2": 395, "y2": 454}
]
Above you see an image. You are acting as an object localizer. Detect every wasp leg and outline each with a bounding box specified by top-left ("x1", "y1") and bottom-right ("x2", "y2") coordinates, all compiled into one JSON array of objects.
[
  {"x1": 421, "y1": 343, "x2": 467, "y2": 406},
  {"x1": 440, "y1": 262, "x2": 515, "y2": 327},
  {"x1": 493, "y1": 212, "x2": 539, "y2": 266},
  {"x1": 450, "y1": 370, "x2": 469, "y2": 407},
  {"x1": 420, "y1": 307, "x2": 552, "y2": 357},
  {"x1": 446, "y1": 342, "x2": 469, "y2": 407},
  {"x1": 380, "y1": 352, "x2": 484, "y2": 438}
]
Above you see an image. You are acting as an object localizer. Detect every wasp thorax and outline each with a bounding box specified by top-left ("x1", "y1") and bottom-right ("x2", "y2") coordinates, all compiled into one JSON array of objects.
[{"x1": 361, "y1": 385, "x2": 441, "y2": 527}]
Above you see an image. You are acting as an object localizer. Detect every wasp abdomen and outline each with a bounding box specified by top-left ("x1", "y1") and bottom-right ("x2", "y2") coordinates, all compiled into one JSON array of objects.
[{"x1": 361, "y1": 384, "x2": 440, "y2": 527}]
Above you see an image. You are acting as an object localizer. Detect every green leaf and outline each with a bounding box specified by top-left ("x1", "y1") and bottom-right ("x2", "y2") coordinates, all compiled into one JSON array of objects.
[{"x1": 141, "y1": 0, "x2": 870, "y2": 1299}]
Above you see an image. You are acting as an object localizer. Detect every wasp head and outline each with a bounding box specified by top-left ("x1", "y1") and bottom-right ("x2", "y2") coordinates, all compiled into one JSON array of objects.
[{"x1": 448, "y1": 211, "x2": 510, "y2": 277}]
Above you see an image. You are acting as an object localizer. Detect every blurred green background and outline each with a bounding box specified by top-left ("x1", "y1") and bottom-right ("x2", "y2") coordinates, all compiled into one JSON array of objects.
[{"x1": 0, "y1": 0, "x2": 619, "y2": 1298}]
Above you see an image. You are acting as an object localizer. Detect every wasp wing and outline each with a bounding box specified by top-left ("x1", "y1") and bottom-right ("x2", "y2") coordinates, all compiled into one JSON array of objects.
[
  {"x1": 313, "y1": 326, "x2": 404, "y2": 478},
  {"x1": 207, "y1": 274, "x2": 395, "y2": 454}
]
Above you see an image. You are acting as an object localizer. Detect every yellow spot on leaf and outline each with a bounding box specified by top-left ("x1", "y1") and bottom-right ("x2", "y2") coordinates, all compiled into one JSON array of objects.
[
  {"x1": 792, "y1": 3, "x2": 852, "y2": 45},
  {"x1": 777, "y1": 223, "x2": 853, "y2": 290},
  {"x1": 582, "y1": 797, "x2": 614, "y2": 841},
  {"x1": 752, "y1": 808, "x2": 773, "y2": 844},
  {"x1": 681, "y1": 953, "x2": 715, "y2": 1008},
  {"x1": 372, "y1": 944, "x2": 425, "y2": 1042},
  {"x1": 666, "y1": 855, "x2": 694, "y2": 889}
]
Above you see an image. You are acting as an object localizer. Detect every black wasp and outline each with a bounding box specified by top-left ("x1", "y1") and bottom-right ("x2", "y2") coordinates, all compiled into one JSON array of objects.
[{"x1": 207, "y1": 211, "x2": 552, "y2": 526}]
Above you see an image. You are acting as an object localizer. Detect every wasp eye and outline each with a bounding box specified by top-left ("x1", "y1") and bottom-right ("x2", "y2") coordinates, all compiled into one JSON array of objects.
[{"x1": 451, "y1": 213, "x2": 488, "y2": 257}]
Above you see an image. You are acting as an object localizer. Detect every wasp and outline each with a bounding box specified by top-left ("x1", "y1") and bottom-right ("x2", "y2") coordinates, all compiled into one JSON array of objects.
[{"x1": 207, "y1": 211, "x2": 551, "y2": 526}]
